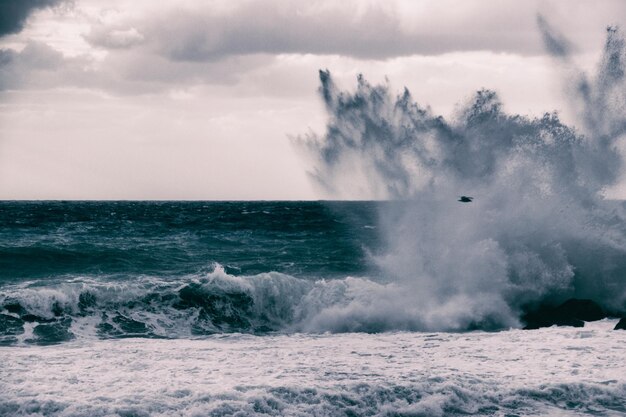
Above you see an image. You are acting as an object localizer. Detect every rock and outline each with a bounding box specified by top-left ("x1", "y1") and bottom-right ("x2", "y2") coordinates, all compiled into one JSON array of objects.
[
  {"x1": 556, "y1": 299, "x2": 605, "y2": 321},
  {"x1": 522, "y1": 298, "x2": 606, "y2": 330},
  {"x1": 614, "y1": 318, "x2": 626, "y2": 330}
]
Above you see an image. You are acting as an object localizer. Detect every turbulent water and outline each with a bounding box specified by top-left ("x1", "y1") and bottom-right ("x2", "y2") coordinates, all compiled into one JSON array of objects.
[
  {"x1": 3, "y1": 24, "x2": 626, "y2": 417},
  {"x1": 298, "y1": 23, "x2": 626, "y2": 330},
  {"x1": 0, "y1": 200, "x2": 391, "y2": 344},
  {"x1": 1, "y1": 320, "x2": 625, "y2": 416},
  {"x1": 1, "y1": 203, "x2": 625, "y2": 417},
  {"x1": 0, "y1": 203, "x2": 624, "y2": 417}
]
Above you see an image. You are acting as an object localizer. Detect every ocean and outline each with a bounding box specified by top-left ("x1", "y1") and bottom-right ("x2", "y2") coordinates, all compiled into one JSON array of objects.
[
  {"x1": 3, "y1": 22, "x2": 626, "y2": 417},
  {"x1": 0, "y1": 200, "x2": 383, "y2": 344},
  {"x1": 1, "y1": 201, "x2": 625, "y2": 416}
]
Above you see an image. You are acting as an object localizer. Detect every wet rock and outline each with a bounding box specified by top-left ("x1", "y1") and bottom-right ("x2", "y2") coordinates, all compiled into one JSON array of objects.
[
  {"x1": 557, "y1": 299, "x2": 605, "y2": 321},
  {"x1": 614, "y1": 318, "x2": 626, "y2": 330},
  {"x1": 522, "y1": 299, "x2": 605, "y2": 330}
]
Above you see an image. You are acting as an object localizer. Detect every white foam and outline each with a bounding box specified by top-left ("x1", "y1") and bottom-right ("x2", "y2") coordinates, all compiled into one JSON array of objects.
[{"x1": 1, "y1": 320, "x2": 624, "y2": 416}]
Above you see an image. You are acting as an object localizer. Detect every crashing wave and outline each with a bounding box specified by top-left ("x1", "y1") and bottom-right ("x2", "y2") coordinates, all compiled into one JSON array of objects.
[
  {"x1": 1, "y1": 260, "x2": 562, "y2": 345},
  {"x1": 296, "y1": 25, "x2": 626, "y2": 329},
  {"x1": 1, "y1": 265, "x2": 478, "y2": 344}
]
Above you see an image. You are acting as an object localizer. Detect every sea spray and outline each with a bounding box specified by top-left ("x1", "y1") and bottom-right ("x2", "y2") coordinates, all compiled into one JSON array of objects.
[
  {"x1": 1, "y1": 27, "x2": 625, "y2": 337},
  {"x1": 299, "y1": 25, "x2": 626, "y2": 330}
]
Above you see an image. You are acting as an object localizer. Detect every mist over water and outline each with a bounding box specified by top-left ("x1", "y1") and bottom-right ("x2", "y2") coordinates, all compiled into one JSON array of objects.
[{"x1": 299, "y1": 24, "x2": 626, "y2": 330}]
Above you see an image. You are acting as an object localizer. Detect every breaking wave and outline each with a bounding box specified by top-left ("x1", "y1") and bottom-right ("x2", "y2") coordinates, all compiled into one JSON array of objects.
[
  {"x1": 2, "y1": 264, "x2": 502, "y2": 345},
  {"x1": 297, "y1": 24, "x2": 626, "y2": 330}
]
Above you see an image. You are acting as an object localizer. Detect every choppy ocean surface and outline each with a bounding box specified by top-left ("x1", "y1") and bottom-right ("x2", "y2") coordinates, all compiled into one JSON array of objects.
[
  {"x1": 1, "y1": 201, "x2": 625, "y2": 416},
  {"x1": 0, "y1": 201, "x2": 386, "y2": 344}
]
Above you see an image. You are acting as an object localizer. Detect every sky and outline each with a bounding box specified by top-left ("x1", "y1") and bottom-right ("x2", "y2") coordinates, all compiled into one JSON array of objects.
[{"x1": 0, "y1": 0, "x2": 624, "y2": 200}]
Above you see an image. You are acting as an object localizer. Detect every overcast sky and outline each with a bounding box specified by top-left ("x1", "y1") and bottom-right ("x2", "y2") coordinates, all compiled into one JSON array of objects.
[{"x1": 0, "y1": 0, "x2": 624, "y2": 199}]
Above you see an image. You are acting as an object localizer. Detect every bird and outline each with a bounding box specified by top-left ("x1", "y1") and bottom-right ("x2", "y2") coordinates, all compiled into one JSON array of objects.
[{"x1": 458, "y1": 196, "x2": 473, "y2": 203}]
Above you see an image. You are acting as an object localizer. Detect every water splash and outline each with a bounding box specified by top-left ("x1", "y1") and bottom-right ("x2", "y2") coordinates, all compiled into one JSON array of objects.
[{"x1": 299, "y1": 24, "x2": 626, "y2": 330}]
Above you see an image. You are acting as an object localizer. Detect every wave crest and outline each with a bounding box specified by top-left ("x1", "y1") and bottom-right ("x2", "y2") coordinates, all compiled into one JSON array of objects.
[{"x1": 1, "y1": 263, "x2": 534, "y2": 344}]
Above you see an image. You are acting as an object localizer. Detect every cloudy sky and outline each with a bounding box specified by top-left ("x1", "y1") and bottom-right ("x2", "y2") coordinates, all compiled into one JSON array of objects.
[{"x1": 0, "y1": 0, "x2": 624, "y2": 199}]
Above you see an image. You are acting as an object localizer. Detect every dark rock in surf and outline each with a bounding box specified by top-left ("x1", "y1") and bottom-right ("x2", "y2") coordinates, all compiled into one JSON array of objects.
[
  {"x1": 522, "y1": 298, "x2": 605, "y2": 330},
  {"x1": 556, "y1": 299, "x2": 605, "y2": 321},
  {"x1": 523, "y1": 317, "x2": 585, "y2": 330},
  {"x1": 614, "y1": 318, "x2": 626, "y2": 330}
]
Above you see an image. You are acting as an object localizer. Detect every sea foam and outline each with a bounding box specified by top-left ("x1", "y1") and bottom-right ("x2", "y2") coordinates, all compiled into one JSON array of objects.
[
  {"x1": 298, "y1": 24, "x2": 626, "y2": 330},
  {"x1": 1, "y1": 320, "x2": 624, "y2": 416}
]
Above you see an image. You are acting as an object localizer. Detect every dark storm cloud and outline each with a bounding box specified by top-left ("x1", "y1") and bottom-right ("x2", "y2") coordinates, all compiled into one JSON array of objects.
[
  {"x1": 149, "y1": 2, "x2": 541, "y2": 62},
  {"x1": 0, "y1": 0, "x2": 65, "y2": 37},
  {"x1": 0, "y1": 39, "x2": 272, "y2": 94},
  {"x1": 4, "y1": 0, "x2": 625, "y2": 96},
  {"x1": 0, "y1": 41, "x2": 70, "y2": 90},
  {"x1": 132, "y1": 0, "x2": 625, "y2": 62}
]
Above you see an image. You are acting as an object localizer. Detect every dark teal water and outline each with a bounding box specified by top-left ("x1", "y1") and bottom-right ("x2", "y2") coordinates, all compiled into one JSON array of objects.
[
  {"x1": 0, "y1": 201, "x2": 382, "y2": 344},
  {"x1": 0, "y1": 201, "x2": 381, "y2": 280}
]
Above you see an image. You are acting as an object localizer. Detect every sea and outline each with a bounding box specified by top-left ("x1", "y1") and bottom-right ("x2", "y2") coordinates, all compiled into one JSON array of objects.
[
  {"x1": 1, "y1": 201, "x2": 625, "y2": 416},
  {"x1": 3, "y1": 24, "x2": 626, "y2": 417}
]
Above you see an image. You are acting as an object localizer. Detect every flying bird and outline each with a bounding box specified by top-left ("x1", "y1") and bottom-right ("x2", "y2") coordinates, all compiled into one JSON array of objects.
[{"x1": 458, "y1": 196, "x2": 473, "y2": 203}]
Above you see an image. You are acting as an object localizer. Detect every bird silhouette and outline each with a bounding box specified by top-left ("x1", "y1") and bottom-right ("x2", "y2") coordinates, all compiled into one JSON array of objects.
[{"x1": 458, "y1": 196, "x2": 473, "y2": 203}]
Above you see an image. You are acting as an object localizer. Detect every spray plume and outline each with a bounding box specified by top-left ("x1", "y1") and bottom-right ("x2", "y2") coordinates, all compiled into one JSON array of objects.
[{"x1": 299, "y1": 23, "x2": 626, "y2": 330}]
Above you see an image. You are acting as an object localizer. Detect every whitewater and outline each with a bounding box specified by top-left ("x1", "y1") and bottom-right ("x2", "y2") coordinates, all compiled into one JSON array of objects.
[
  {"x1": 2, "y1": 21, "x2": 626, "y2": 417},
  {"x1": 1, "y1": 320, "x2": 625, "y2": 416}
]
